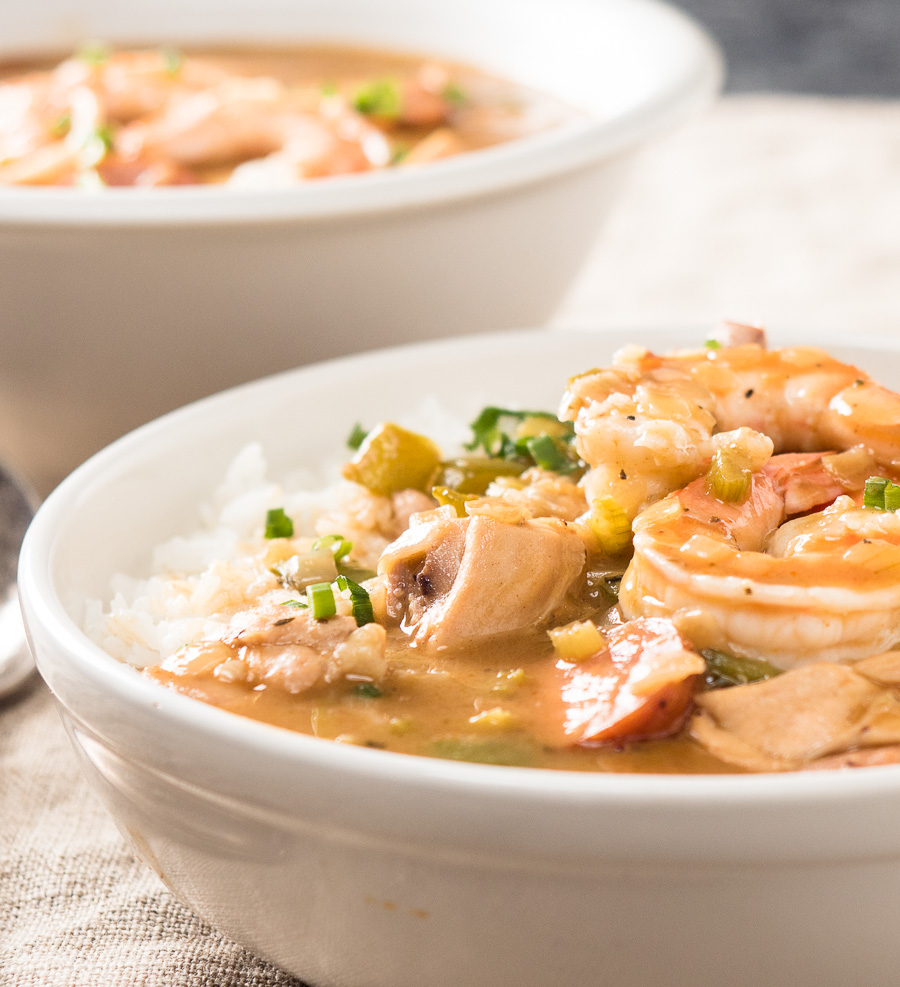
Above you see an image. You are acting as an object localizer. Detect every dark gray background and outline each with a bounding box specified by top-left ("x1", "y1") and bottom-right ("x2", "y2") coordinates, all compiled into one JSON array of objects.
[{"x1": 672, "y1": 0, "x2": 900, "y2": 95}]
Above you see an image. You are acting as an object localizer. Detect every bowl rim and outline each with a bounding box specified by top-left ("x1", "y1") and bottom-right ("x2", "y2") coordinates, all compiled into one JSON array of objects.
[
  {"x1": 0, "y1": 0, "x2": 722, "y2": 226},
  {"x1": 19, "y1": 325, "x2": 900, "y2": 809}
]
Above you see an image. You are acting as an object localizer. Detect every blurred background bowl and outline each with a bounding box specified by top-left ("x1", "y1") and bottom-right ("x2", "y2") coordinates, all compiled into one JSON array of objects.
[{"x1": 0, "y1": 0, "x2": 720, "y2": 493}]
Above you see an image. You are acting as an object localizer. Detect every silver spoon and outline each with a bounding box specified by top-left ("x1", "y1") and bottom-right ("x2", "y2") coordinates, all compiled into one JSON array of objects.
[{"x1": 0, "y1": 461, "x2": 38, "y2": 698}]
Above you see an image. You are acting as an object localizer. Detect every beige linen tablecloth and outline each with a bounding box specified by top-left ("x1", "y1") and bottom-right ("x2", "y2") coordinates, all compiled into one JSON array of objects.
[{"x1": 3, "y1": 95, "x2": 900, "y2": 986}]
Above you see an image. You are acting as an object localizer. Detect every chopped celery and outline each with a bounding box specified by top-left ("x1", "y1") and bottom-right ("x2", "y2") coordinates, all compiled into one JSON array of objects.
[
  {"x1": 706, "y1": 448, "x2": 752, "y2": 503},
  {"x1": 431, "y1": 485, "x2": 477, "y2": 517},
  {"x1": 587, "y1": 496, "x2": 632, "y2": 554},
  {"x1": 342, "y1": 422, "x2": 441, "y2": 496},
  {"x1": 548, "y1": 620, "x2": 605, "y2": 662}
]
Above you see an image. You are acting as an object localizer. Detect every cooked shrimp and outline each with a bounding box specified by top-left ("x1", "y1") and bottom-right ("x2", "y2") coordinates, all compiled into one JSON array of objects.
[
  {"x1": 561, "y1": 336, "x2": 900, "y2": 520},
  {"x1": 620, "y1": 450, "x2": 900, "y2": 667},
  {"x1": 120, "y1": 79, "x2": 389, "y2": 181},
  {"x1": 51, "y1": 50, "x2": 230, "y2": 123}
]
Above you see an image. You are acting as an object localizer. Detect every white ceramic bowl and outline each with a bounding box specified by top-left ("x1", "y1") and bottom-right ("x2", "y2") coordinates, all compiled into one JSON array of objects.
[
  {"x1": 19, "y1": 327, "x2": 900, "y2": 987},
  {"x1": 0, "y1": 0, "x2": 721, "y2": 491}
]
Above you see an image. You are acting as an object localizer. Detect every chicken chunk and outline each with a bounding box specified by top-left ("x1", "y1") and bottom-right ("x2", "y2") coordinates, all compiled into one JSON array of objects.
[
  {"x1": 222, "y1": 604, "x2": 386, "y2": 694},
  {"x1": 378, "y1": 509, "x2": 585, "y2": 650},
  {"x1": 691, "y1": 660, "x2": 900, "y2": 771}
]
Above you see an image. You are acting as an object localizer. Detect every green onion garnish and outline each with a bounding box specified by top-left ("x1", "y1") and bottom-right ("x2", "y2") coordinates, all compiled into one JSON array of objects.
[
  {"x1": 353, "y1": 79, "x2": 401, "y2": 118},
  {"x1": 864, "y1": 477, "x2": 890, "y2": 510},
  {"x1": 353, "y1": 682, "x2": 382, "y2": 698},
  {"x1": 704, "y1": 339, "x2": 722, "y2": 350},
  {"x1": 281, "y1": 599, "x2": 309, "y2": 609},
  {"x1": 265, "y1": 507, "x2": 294, "y2": 539},
  {"x1": 313, "y1": 534, "x2": 353, "y2": 562},
  {"x1": 443, "y1": 81, "x2": 466, "y2": 106},
  {"x1": 347, "y1": 422, "x2": 368, "y2": 450},
  {"x1": 160, "y1": 47, "x2": 183, "y2": 77},
  {"x1": 464, "y1": 406, "x2": 579, "y2": 473},
  {"x1": 525, "y1": 434, "x2": 569, "y2": 472},
  {"x1": 702, "y1": 649, "x2": 782, "y2": 689},
  {"x1": 336, "y1": 574, "x2": 375, "y2": 626},
  {"x1": 307, "y1": 582, "x2": 336, "y2": 620},
  {"x1": 80, "y1": 124, "x2": 116, "y2": 168},
  {"x1": 389, "y1": 145, "x2": 410, "y2": 166},
  {"x1": 49, "y1": 111, "x2": 71, "y2": 138},
  {"x1": 77, "y1": 40, "x2": 111, "y2": 66}
]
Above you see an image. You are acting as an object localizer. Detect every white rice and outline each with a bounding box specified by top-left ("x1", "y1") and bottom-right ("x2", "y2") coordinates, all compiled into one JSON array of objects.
[{"x1": 86, "y1": 400, "x2": 470, "y2": 669}]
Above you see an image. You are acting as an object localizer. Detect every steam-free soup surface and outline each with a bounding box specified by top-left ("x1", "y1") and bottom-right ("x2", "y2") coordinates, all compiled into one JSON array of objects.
[{"x1": 0, "y1": 44, "x2": 576, "y2": 187}]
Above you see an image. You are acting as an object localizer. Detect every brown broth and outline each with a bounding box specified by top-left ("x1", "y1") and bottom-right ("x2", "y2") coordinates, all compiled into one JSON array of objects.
[
  {"x1": 0, "y1": 44, "x2": 578, "y2": 186},
  {"x1": 146, "y1": 622, "x2": 738, "y2": 774}
]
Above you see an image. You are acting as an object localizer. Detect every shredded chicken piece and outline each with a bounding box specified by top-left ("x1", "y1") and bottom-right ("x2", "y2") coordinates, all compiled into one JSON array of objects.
[{"x1": 691, "y1": 661, "x2": 900, "y2": 771}]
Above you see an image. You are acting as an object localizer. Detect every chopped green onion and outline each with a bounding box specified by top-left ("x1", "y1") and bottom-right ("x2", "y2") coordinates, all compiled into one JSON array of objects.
[
  {"x1": 77, "y1": 40, "x2": 111, "y2": 66},
  {"x1": 443, "y1": 81, "x2": 466, "y2": 106},
  {"x1": 353, "y1": 682, "x2": 382, "y2": 698},
  {"x1": 307, "y1": 582, "x2": 336, "y2": 620},
  {"x1": 865, "y1": 476, "x2": 890, "y2": 510},
  {"x1": 80, "y1": 124, "x2": 115, "y2": 168},
  {"x1": 466, "y1": 407, "x2": 573, "y2": 457},
  {"x1": 273, "y1": 552, "x2": 336, "y2": 591},
  {"x1": 702, "y1": 649, "x2": 782, "y2": 689},
  {"x1": 886, "y1": 483, "x2": 900, "y2": 512},
  {"x1": 160, "y1": 47, "x2": 183, "y2": 77},
  {"x1": 281, "y1": 599, "x2": 309, "y2": 609},
  {"x1": 464, "y1": 406, "x2": 580, "y2": 474},
  {"x1": 704, "y1": 339, "x2": 722, "y2": 350},
  {"x1": 525, "y1": 434, "x2": 569, "y2": 472},
  {"x1": 336, "y1": 574, "x2": 375, "y2": 626},
  {"x1": 548, "y1": 620, "x2": 605, "y2": 662},
  {"x1": 346, "y1": 422, "x2": 368, "y2": 451},
  {"x1": 389, "y1": 144, "x2": 410, "y2": 165},
  {"x1": 49, "y1": 111, "x2": 71, "y2": 138},
  {"x1": 265, "y1": 507, "x2": 294, "y2": 539},
  {"x1": 431, "y1": 485, "x2": 477, "y2": 517},
  {"x1": 353, "y1": 79, "x2": 402, "y2": 118},
  {"x1": 312, "y1": 534, "x2": 353, "y2": 562},
  {"x1": 336, "y1": 562, "x2": 377, "y2": 583},
  {"x1": 706, "y1": 448, "x2": 752, "y2": 503}
]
